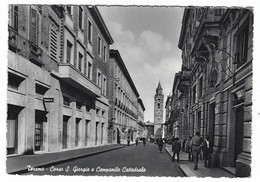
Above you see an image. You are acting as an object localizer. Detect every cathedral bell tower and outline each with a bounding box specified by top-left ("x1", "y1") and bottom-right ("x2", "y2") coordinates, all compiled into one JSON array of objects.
[{"x1": 154, "y1": 81, "x2": 164, "y2": 139}]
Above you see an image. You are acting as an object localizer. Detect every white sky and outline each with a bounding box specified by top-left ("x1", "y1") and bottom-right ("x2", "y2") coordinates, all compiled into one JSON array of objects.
[{"x1": 99, "y1": 6, "x2": 184, "y2": 123}]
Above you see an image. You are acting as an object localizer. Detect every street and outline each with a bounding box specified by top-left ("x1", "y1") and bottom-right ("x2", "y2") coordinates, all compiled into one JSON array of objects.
[{"x1": 23, "y1": 143, "x2": 184, "y2": 177}]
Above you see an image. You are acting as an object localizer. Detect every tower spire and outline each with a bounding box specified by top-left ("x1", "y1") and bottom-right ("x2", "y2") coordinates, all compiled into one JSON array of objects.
[{"x1": 157, "y1": 81, "x2": 162, "y2": 90}]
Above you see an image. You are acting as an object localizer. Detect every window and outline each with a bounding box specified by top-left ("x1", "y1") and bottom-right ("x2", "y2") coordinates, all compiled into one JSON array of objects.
[
  {"x1": 7, "y1": 106, "x2": 20, "y2": 155},
  {"x1": 84, "y1": 54, "x2": 87, "y2": 75},
  {"x1": 88, "y1": 20, "x2": 92, "y2": 43},
  {"x1": 50, "y1": 24, "x2": 58, "y2": 62},
  {"x1": 66, "y1": 40, "x2": 73, "y2": 63},
  {"x1": 97, "y1": 36, "x2": 101, "y2": 56},
  {"x1": 35, "y1": 83, "x2": 48, "y2": 96},
  {"x1": 103, "y1": 45, "x2": 107, "y2": 62},
  {"x1": 30, "y1": 8, "x2": 39, "y2": 45},
  {"x1": 78, "y1": 6, "x2": 83, "y2": 31},
  {"x1": 103, "y1": 76, "x2": 107, "y2": 95},
  {"x1": 193, "y1": 85, "x2": 196, "y2": 103},
  {"x1": 87, "y1": 61, "x2": 92, "y2": 80},
  {"x1": 10, "y1": 5, "x2": 18, "y2": 31},
  {"x1": 97, "y1": 70, "x2": 102, "y2": 87},
  {"x1": 198, "y1": 77, "x2": 203, "y2": 98},
  {"x1": 157, "y1": 103, "x2": 160, "y2": 109},
  {"x1": 96, "y1": 108, "x2": 100, "y2": 115},
  {"x1": 236, "y1": 23, "x2": 249, "y2": 68},
  {"x1": 78, "y1": 52, "x2": 83, "y2": 71},
  {"x1": 102, "y1": 110, "x2": 105, "y2": 117},
  {"x1": 8, "y1": 72, "x2": 24, "y2": 90}
]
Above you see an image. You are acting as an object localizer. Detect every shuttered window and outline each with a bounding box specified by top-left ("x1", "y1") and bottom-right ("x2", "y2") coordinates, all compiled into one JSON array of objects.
[
  {"x1": 50, "y1": 26, "x2": 58, "y2": 62},
  {"x1": 30, "y1": 8, "x2": 38, "y2": 45}
]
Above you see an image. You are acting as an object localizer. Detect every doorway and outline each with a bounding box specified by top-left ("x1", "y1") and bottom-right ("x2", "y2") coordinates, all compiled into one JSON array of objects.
[
  {"x1": 234, "y1": 106, "x2": 244, "y2": 164},
  {"x1": 35, "y1": 110, "x2": 47, "y2": 151},
  {"x1": 209, "y1": 102, "x2": 215, "y2": 152}
]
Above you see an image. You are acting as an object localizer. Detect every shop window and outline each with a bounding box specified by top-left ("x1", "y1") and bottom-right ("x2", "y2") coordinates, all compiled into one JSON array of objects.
[
  {"x1": 85, "y1": 120, "x2": 90, "y2": 146},
  {"x1": 75, "y1": 118, "x2": 81, "y2": 147}
]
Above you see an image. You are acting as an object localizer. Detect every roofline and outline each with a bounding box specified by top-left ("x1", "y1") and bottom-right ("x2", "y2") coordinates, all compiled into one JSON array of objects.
[
  {"x1": 88, "y1": 6, "x2": 114, "y2": 44},
  {"x1": 178, "y1": 8, "x2": 191, "y2": 49},
  {"x1": 172, "y1": 71, "x2": 182, "y2": 93},
  {"x1": 109, "y1": 49, "x2": 140, "y2": 97},
  {"x1": 138, "y1": 98, "x2": 145, "y2": 111}
]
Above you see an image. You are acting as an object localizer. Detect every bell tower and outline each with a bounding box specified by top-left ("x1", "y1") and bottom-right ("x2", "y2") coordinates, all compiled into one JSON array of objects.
[{"x1": 154, "y1": 81, "x2": 164, "y2": 139}]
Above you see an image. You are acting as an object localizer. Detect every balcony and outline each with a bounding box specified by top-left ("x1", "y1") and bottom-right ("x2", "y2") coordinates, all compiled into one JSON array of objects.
[
  {"x1": 59, "y1": 63, "x2": 101, "y2": 98},
  {"x1": 29, "y1": 42, "x2": 43, "y2": 66}
]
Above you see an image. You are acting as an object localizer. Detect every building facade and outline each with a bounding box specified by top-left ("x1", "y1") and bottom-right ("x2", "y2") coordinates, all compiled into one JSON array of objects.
[
  {"x1": 174, "y1": 7, "x2": 253, "y2": 176},
  {"x1": 153, "y1": 82, "x2": 164, "y2": 139},
  {"x1": 137, "y1": 98, "x2": 146, "y2": 138},
  {"x1": 164, "y1": 94, "x2": 172, "y2": 138},
  {"x1": 144, "y1": 121, "x2": 154, "y2": 142},
  {"x1": 107, "y1": 49, "x2": 141, "y2": 144},
  {"x1": 7, "y1": 5, "x2": 113, "y2": 155}
]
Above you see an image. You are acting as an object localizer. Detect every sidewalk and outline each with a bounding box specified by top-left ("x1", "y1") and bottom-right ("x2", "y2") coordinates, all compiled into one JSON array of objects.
[
  {"x1": 6, "y1": 143, "x2": 134, "y2": 174},
  {"x1": 164, "y1": 144, "x2": 235, "y2": 177}
]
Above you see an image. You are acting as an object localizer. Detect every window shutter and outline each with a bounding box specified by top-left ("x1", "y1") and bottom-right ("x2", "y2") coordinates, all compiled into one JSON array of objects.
[
  {"x1": 30, "y1": 8, "x2": 37, "y2": 44},
  {"x1": 50, "y1": 25, "x2": 58, "y2": 62}
]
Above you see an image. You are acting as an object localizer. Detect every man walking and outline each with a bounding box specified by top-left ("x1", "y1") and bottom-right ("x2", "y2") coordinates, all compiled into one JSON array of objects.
[
  {"x1": 172, "y1": 138, "x2": 181, "y2": 163},
  {"x1": 143, "y1": 138, "x2": 146, "y2": 146},
  {"x1": 202, "y1": 135, "x2": 212, "y2": 167},
  {"x1": 158, "y1": 137, "x2": 164, "y2": 153},
  {"x1": 190, "y1": 131, "x2": 203, "y2": 170}
]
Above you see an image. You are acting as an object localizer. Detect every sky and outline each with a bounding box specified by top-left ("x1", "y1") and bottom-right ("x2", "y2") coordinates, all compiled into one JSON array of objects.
[{"x1": 99, "y1": 6, "x2": 184, "y2": 123}]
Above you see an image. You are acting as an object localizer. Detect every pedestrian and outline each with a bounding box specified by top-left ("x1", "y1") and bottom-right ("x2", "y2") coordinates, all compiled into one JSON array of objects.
[
  {"x1": 156, "y1": 138, "x2": 159, "y2": 145},
  {"x1": 202, "y1": 135, "x2": 212, "y2": 167},
  {"x1": 187, "y1": 136, "x2": 193, "y2": 161},
  {"x1": 172, "y1": 137, "x2": 181, "y2": 162},
  {"x1": 190, "y1": 131, "x2": 203, "y2": 170},
  {"x1": 127, "y1": 136, "x2": 130, "y2": 146},
  {"x1": 182, "y1": 138, "x2": 186, "y2": 152},
  {"x1": 158, "y1": 137, "x2": 164, "y2": 153},
  {"x1": 143, "y1": 138, "x2": 146, "y2": 146},
  {"x1": 135, "y1": 137, "x2": 139, "y2": 146}
]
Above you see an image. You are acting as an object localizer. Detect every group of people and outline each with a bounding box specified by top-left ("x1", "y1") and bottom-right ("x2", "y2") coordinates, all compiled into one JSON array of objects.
[
  {"x1": 169, "y1": 131, "x2": 212, "y2": 170},
  {"x1": 133, "y1": 137, "x2": 146, "y2": 146}
]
